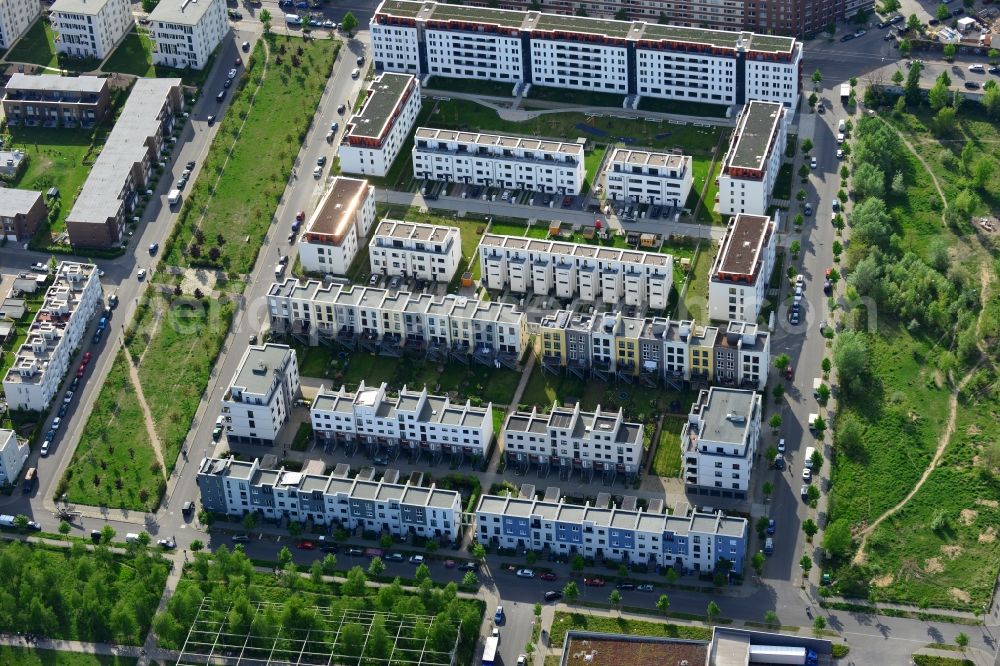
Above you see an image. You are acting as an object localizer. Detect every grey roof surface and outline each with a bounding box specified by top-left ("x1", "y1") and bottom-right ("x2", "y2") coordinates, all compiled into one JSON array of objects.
[
  {"x1": 0, "y1": 188, "x2": 43, "y2": 217},
  {"x1": 696, "y1": 388, "x2": 756, "y2": 445},
  {"x1": 52, "y1": 0, "x2": 116, "y2": 15},
  {"x1": 67, "y1": 78, "x2": 179, "y2": 226},
  {"x1": 347, "y1": 73, "x2": 414, "y2": 141},
  {"x1": 725, "y1": 101, "x2": 784, "y2": 172},
  {"x1": 715, "y1": 214, "x2": 772, "y2": 277},
  {"x1": 230, "y1": 344, "x2": 292, "y2": 396},
  {"x1": 150, "y1": 0, "x2": 219, "y2": 25},
  {"x1": 6, "y1": 73, "x2": 107, "y2": 93}
]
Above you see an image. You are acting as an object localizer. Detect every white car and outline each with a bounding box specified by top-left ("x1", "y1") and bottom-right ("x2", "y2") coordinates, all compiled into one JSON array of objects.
[
  {"x1": 836, "y1": 132, "x2": 845, "y2": 144},
  {"x1": 836, "y1": 149, "x2": 844, "y2": 159},
  {"x1": 795, "y1": 274, "x2": 804, "y2": 287},
  {"x1": 515, "y1": 568, "x2": 535, "y2": 579},
  {"x1": 351, "y1": 67, "x2": 360, "y2": 78},
  {"x1": 969, "y1": 64, "x2": 985, "y2": 73},
  {"x1": 40, "y1": 440, "x2": 50, "y2": 457},
  {"x1": 802, "y1": 467, "x2": 812, "y2": 481},
  {"x1": 409, "y1": 555, "x2": 425, "y2": 565},
  {"x1": 137, "y1": 268, "x2": 147, "y2": 280},
  {"x1": 491, "y1": 627, "x2": 500, "y2": 640},
  {"x1": 313, "y1": 165, "x2": 323, "y2": 178},
  {"x1": 52, "y1": 417, "x2": 62, "y2": 431},
  {"x1": 517, "y1": 655, "x2": 527, "y2": 666},
  {"x1": 810, "y1": 156, "x2": 817, "y2": 169}
]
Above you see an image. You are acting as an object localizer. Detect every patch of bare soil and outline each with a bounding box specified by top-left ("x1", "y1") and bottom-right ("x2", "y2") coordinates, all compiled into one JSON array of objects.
[
  {"x1": 924, "y1": 558, "x2": 944, "y2": 574},
  {"x1": 941, "y1": 545, "x2": 963, "y2": 559},
  {"x1": 959, "y1": 509, "x2": 978, "y2": 526},
  {"x1": 872, "y1": 574, "x2": 894, "y2": 588}
]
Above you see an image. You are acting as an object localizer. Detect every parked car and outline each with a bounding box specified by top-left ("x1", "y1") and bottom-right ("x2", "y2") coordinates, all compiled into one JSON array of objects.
[
  {"x1": 802, "y1": 467, "x2": 813, "y2": 482},
  {"x1": 351, "y1": 67, "x2": 360, "y2": 78},
  {"x1": 385, "y1": 552, "x2": 404, "y2": 562},
  {"x1": 182, "y1": 501, "x2": 195, "y2": 516},
  {"x1": 317, "y1": 155, "x2": 327, "y2": 167},
  {"x1": 494, "y1": 605, "x2": 505, "y2": 624},
  {"x1": 409, "y1": 554, "x2": 425, "y2": 565},
  {"x1": 767, "y1": 519, "x2": 776, "y2": 535},
  {"x1": 636, "y1": 584, "x2": 654, "y2": 592},
  {"x1": 515, "y1": 568, "x2": 535, "y2": 579},
  {"x1": 297, "y1": 540, "x2": 315, "y2": 550},
  {"x1": 616, "y1": 583, "x2": 635, "y2": 590},
  {"x1": 158, "y1": 538, "x2": 177, "y2": 549},
  {"x1": 149, "y1": 242, "x2": 159, "y2": 255},
  {"x1": 444, "y1": 559, "x2": 456, "y2": 568},
  {"x1": 40, "y1": 441, "x2": 50, "y2": 457},
  {"x1": 459, "y1": 562, "x2": 477, "y2": 571},
  {"x1": 540, "y1": 572, "x2": 558, "y2": 581},
  {"x1": 232, "y1": 535, "x2": 250, "y2": 542},
  {"x1": 347, "y1": 548, "x2": 364, "y2": 556},
  {"x1": 337, "y1": 104, "x2": 346, "y2": 114},
  {"x1": 785, "y1": 364, "x2": 794, "y2": 380},
  {"x1": 964, "y1": 81, "x2": 981, "y2": 90},
  {"x1": 544, "y1": 591, "x2": 563, "y2": 602},
  {"x1": 810, "y1": 156, "x2": 817, "y2": 169},
  {"x1": 584, "y1": 577, "x2": 606, "y2": 587}
]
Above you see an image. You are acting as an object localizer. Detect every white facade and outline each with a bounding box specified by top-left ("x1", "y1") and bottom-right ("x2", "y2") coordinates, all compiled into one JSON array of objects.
[
  {"x1": 51, "y1": 0, "x2": 132, "y2": 59},
  {"x1": 0, "y1": 429, "x2": 29, "y2": 486},
  {"x1": 0, "y1": 0, "x2": 40, "y2": 50},
  {"x1": 503, "y1": 403, "x2": 644, "y2": 472},
  {"x1": 298, "y1": 177, "x2": 376, "y2": 275},
  {"x1": 718, "y1": 101, "x2": 788, "y2": 217},
  {"x1": 220, "y1": 344, "x2": 301, "y2": 445},
  {"x1": 149, "y1": 0, "x2": 228, "y2": 70},
  {"x1": 479, "y1": 234, "x2": 672, "y2": 309},
  {"x1": 370, "y1": 1, "x2": 802, "y2": 108},
  {"x1": 267, "y1": 278, "x2": 528, "y2": 360},
  {"x1": 197, "y1": 456, "x2": 463, "y2": 540},
  {"x1": 369, "y1": 219, "x2": 462, "y2": 283},
  {"x1": 312, "y1": 381, "x2": 494, "y2": 456},
  {"x1": 3, "y1": 263, "x2": 102, "y2": 412},
  {"x1": 339, "y1": 73, "x2": 421, "y2": 178},
  {"x1": 682, "y1": 387, "x2": 761, "y2": 500},
  {"x1": 413, "y1": 127, "x2": 585, "y2": 194},
  {"x1": 708, "y1": 214, "x2": 776, "y2": 323},
  {"x1": 604, "y1": 148, "x2": 693, "y2": 208}
]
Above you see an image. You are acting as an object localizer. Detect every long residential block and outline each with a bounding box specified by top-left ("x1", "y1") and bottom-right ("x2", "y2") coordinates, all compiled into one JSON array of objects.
[
  {"x1": 149, "y1": 0, "x2": 228, "y2": 70},
  {"x1": 3, "y1": 262, "x2": 102, "y2": 411},
  {"x1": 0, "y1": 0, "x2": 40, "y2": 50},
  {"x1": 312, "y1": 381, "x2": 494, "y2": 457},
  {"x1": 339, "y1": 72, "x2": 421, "y2": 178},
  {"x1": 370, "y1": 219, "x2": 462, "y2": 283},
  {"x1": 477, "y1": 493, "x2": 747, "y2": 573},
  {"x1": 52, "y1": 0, "x2": 131, "y2": 59},
  {"x1": 267, "y1": 278, "x2": 527, "y2": 365},
  {"x1": 371, "y1": 0, "x2": 801, "y2": 108},
  {"x1": 708, "y1": 213, "x2": 776, "y2": 323},
  {"x1": 65, "y1": 78, "x2": 183, "y2": 249},
  {"x1": 0, "y1": 188, "x2": 46, "y2": 242},
  {"x1": 197, "y1": 456, "x2": 462, "y2": 541},
  {"x1": 0, "y1": 429, "x2": 30, "y2": 486},
  {"x1": 1, "y1": 73, "x2": 110, "y2": 128},
  {"x1": 683, "y1": 387, "x2": 761, "y2": 499},
  {"x1": 718, "y1": 101, "x2": 788, "y2": 217},
  {"x1": 604, "y1": 148, "x2": 693, "y2": 208},
  {"x1": 503, "y1": 402, "x2": 643, "y2": 473},
  {"x1": 298, "y1": 176, "x2": 376, "y2": 275},
  {"x1": 221, "y1": 344, "x2": 301, "y2": 446},
  {"x1": 479, "y1": 234, "x2": 672, "y2": 309},
  {"x1": 412, "y1": 127, "x2": 585, "y2": 195},
  {"x1": 539, "y1": 311, "x2": 769, "y2": 390}
]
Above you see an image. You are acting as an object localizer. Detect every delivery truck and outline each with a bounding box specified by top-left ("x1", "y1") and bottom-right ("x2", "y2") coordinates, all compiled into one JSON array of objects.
[
  {"x1": 749, "y1": 644, "x2": 818, "y2": 665},
  {"x1": 840, "y1": 83, "x2": 850, "y2": 100}
]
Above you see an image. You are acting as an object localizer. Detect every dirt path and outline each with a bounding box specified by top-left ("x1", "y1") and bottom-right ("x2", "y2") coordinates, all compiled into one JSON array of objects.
[
  {"x1": 874, "y1": 116, "x2": 947, "y2": 225},
  {"x1": 124, "y1": 351, "x2": 168, "y2": 481},
  {"x1": 853, "y1": 262, "x2": 994, "y2": 565}
]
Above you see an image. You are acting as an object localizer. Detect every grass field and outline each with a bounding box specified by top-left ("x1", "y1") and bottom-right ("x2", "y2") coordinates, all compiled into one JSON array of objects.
[
  {"x1": 0, "y1": 647, "x2": 137, "y2": 666},
  {"x1": 526, "y1": 85, "x2": 625, "y2": 108},
  {"x1": 678, "y1": 241, "x2": 715, "y2": 321},
  {"x1": 7, "y1": 125, "x2": 99, "y2": 246},
  {"x1": 549, "y1": 611, "x2": 712, "y2": 648},
  {"x1": 651, "y1": 417, "x2": 684, "y2": 477},
  {"x1": 6, "y1": 19, "x2": 100, "y2": 71},
  {"x1": 101, "y1": 29, "x2": 155, "y2": 77},
  {"x1": 126, "y1": 294, "x2": 234, "y2": 476},
  {"x1": 165, "y1": 35, "x2": 337, "y2": 275},
  {"x1": 584, "y1": 146, "x2": 608, "y2": 194},
  {"x1": 425, "y1": 76, "x2": 515, "y2": 97},
  {"x1": 59, "y1": 349, "x2": 161, "y2": 510},
  {"x1": 636, "y1": 96, "x2": 729, "y2": 119}
]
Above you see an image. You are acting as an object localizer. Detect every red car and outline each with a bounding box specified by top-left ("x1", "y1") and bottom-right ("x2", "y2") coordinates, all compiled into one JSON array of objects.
[
  {"x1": 444, "y1": 559, "x2": 456, "y2": 568},
  {"x1": 540, "y1": 572, "x2": 558, "y2": 581},
  {"x1": 785, "y1": 364, "x2": 794, "y2": 380},
  {"x1": 82, "y1": 352, "x2": 92, "y2": 365},
  {"x1": 297, "y1": 540, "x2": 315, "y2": 550},
  {"x1": 584, "y1": 577, "x2": 606, "y2": 587},
  {"x1": 76, "y1": 363, "x2": 87, "y2": 378},
  {"x1": 296, "y1": 210, "x2": 305, "y2": 222}
]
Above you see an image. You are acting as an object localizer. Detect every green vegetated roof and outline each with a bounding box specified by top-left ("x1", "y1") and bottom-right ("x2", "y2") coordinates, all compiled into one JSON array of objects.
[
  {"x1": 532, "y1": 12, "x2": 635, "y2": 39},
  {"x1": 728, "y1": 101, "x2": 783, "y2": 170}
]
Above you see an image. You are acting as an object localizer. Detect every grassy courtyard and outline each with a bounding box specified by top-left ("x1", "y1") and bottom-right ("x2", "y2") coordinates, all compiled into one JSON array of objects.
[
  {"x1": 165, "y1": 35, "x2": 338, "y2": 275},
  {"x1": 678, "y1": 241, "x2": 715, "y2": 321},
  {"x1": 101, "y1": 29, "x2": 155, "y2": 78},
  {"x1": 549, "y1": 611, "x2": 711, "y2": 648},
  {"x1": 6, "y1": 19, "x2": 100, "y2": 71},
  {"x1": 651, "y1": 417, "x2": 684, "y2": 477}
]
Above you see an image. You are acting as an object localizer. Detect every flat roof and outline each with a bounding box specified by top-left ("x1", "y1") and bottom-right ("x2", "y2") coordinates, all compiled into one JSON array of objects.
[
  {"x1": 416, "y1": 127, "x2": 583, "y2": 156},
  {"x1": 305, "y1": 177, "x2": 369, "y2": 239},
  {"x1": 714, "y1": 214, "x2": 772, "y2": 278},
  {"x1": 725, "y1": 101, "x2": 785, "y2": 173},
  {"x1": 230, "y1": 344, "x2": 292, "y2": 396},
  {"x1": 5, "y1": 73, "x2": 107, "y2": 93},
  {"x1": 347, "y1": 73, "x2": 415, "y2": 142},
  {"x1": 562, "y1": 634, "x2": 707, "y2": 666},
  {"x1": 150, "y1": 0, "x2": 219, "y2": 24},
  {"x1": 0, "y1": 189, "x2": 43, "y2": 217},
  {"x1": 52, "y1": 0, "x2": 115, "y2": 15},
  {"x1": 610, "y1": 147, "x2": 690, "y2": 171},
  {"x1": 695, "y1": 387, "x2": 757, "y2": 445},
  {"x1": 375, "y1": 0, "x2": 796, "y2": 54},
  {"x1": 67, "y1": 78, "x2": 180, "y2": 226}
]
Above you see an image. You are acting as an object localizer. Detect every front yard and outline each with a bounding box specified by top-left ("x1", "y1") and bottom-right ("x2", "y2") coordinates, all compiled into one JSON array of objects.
[
  {"x1": 650, "y1": 417, "x2": 684, "y2": 478},
  {"x1": 6, "y1": 19, "x2": 100, "y2": 71}
]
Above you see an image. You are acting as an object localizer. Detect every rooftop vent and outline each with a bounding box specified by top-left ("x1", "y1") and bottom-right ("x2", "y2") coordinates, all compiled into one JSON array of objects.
[
  {"x1": 251, "y1": 361, "x2": 268, "y2": 375},
  {"x1": 726, "y1": 412, "x2": 746, "y2": 424}
]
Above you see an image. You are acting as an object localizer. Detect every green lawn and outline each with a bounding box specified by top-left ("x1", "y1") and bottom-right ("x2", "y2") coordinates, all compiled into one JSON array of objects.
[
  {"x1": 650, "y1": 417, "x2": 684, "y2": 477},
  {"x1": 584, "y1": 146, "x2": 607, "y2": 194},
  {"x1": 58, "y1": 349, "x2": 162, "y2": 510},
  {"x1": 0, "y1": 648, "x2": 137, "y2": 666},
  {"x1": 126, "y1": 294, "x2": 234, "y2": 477},
  {"x1": 6, "y1": 19, "x2": 100, "y2": 71},
  {"x1": 773, "y1": 162, "x2": 793, "y2": 200},
  {"x1": 426, "y1": 76, "x2": 516, "y2": 97},
  {"x1": 697, "y1": 157, "x2": 723, "y2": 225},
  {"x1": 165, "y1": 35, "x2": 338, "y2": 275},
  {"x1": 7, "y1": 125, "x2": 99, "y2": 248},
  {"x1": 679, "y1": 241, "x2": 715, "y2": 321},
  {"x1": 101, "y1": 29, "x2": 154, "y2": 77},
  {"x1": 549, "y1": 611, "x2": 711, "y2": 648},
  {"x1": 636, "y1": 96, "x2": 730, "y2": 119},
  {"x1": 526, "y1": 85, "x2": 625, "y2": 108}
]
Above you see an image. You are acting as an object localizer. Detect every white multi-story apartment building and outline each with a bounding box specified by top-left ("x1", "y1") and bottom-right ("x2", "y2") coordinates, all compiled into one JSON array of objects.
[
  {"x1": 220, "y1": 344, "x2": 301, "y2": 446},
  {"x1": 51, "y1": 0, "x2": 131, "y2": 59},
  {"x1": 149, "y1": 0, "x2": 228, "y2": 70},
  {"x1": 3, "y1": 263, "x2": 102, "y2": 412},
  {"x1": 479, "y1": 234, "x2": 672, "y2": 309},
  {"x1": 371, "y1": 1, "x2": 801, "y2": 108},
  {"x1": 718, "y1": 101, "x2": 788, "y2": 217},
  {"x1": 682, "y1": 387, "x2": 761, "y2": 500},
  {"x1": 197, "y1": 456, "x2": 462, "y2": 540},
  {"x1": 412, "y1": 128, "x2": 585, "y2": 195},
  {"x1": 604, "y1": 148, "x2": 693, "y2": 208},
  {"x1": 298, "y1": 177, "x2": 376, "y2": 275},
  {"x1": 708, "y1": 214, "x2": 776, "y2": 323},
  {"x1": 0, "y1": 429, "x2": 30, "y2": 486},
  {"x1": 369, "y1": 219, "x2": 462, "y2": 283},
  {"x1": 339, "y1": 73, "x2": 421, "y2": 178},
  {"x1": 477, "y1": 493, "x2": 748, "y2": 573},
  {"x1": 0, "y1": 0, "x2": 40, "y2": 50},
  {"x1": 503, "y1": 403, "x2": 644, "y2": 479},
  {"x1": 312, "y1": 381, "x2": 494, "y2": 457},
  {"x1": 267, "y1": 278, "x2": 527, "y2": 365}
]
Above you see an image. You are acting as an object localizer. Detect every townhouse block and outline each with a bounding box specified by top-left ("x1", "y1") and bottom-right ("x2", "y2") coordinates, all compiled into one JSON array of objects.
[
  {"x1": 604, "y1": 148, "x2": 693, "y2": 208},
  {"x1": 2, "y1": 74, "x2": 110, "y2": 128},
  {"x1": 369, "y1": 219, "x2": 462, "y2": 283}
]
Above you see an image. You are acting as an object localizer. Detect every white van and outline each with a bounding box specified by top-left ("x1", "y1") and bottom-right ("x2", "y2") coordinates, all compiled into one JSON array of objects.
[
  {"x1": 804, "y1": 446, "x2": 816, "y2": 468},
  {"x1": 167, "y1": 189, "x2": 182, "y2": 207},
  {"x1": 125, "y1": 532, "x2": 141, "y2": 543},
  {"x1": 285, "y1": 13, "x2": 301, "y2": 24}
]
